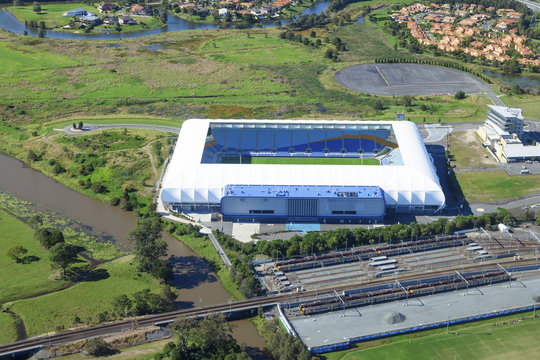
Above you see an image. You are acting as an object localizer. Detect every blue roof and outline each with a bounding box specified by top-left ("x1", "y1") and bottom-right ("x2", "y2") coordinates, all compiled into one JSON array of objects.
[{"x1": 222, "y1": 185, "x2": 384, "y2": 199}]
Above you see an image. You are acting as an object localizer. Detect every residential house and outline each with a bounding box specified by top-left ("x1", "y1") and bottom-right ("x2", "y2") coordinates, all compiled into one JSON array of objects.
[
  {"x1": 98, "y1": 3, "x2": 119, "y2": 13},
  {"x1": 103, "y1": 17, "x2": 119, "y2": 25},
  {"x1": 130, "y1": 5, "x2": 151, "y2": 16},
  {"x1": 79, "y1": 15, "x2": 101, "y2": 24},
  {"x1": 63, "y1": 9, "x2": 88, "y2": 17},
  {"x1": 119, "y1": 16, "x2": 138, "y2": 25}
]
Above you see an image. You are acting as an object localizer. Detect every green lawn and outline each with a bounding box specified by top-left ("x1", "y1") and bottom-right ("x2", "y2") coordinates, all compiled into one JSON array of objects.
[
  {"x1": 325, "y1": 313, "x2": 540, "y2": 360},
  {"x1": 0, "y1": 312, "x2": 18, "y2": 344},
  {"x1": 0, "y1": 208, "x2": 67, "y2": 303},
  {"x1": 6, "y1": 255, "x2": 161, "y2": 337},
  {"x1": 456, "y1": 171, "x2": 540, "y2": 202},
  {"x1": 250, "y1": 156, "x2": 380, "y2": 165},
  {"x1": 8, "y1": 4, "x2": 100, "y2": 29}
]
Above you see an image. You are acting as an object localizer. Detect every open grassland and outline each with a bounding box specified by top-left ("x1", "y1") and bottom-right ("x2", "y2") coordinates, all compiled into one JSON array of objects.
[
  {"x1": 0, "y1": 41, "x2": 77, "y2": 73},
  {"x1": 251, "y1": 156, "x2": 380, "y2": 165},
  {"x1": 501, "y1": 93, "x2": 540, "y2": 121},
  {"x1": 0, "y1": 28, "x2": 500, "y2": 127},
  {"x1": 0, "y1": 312, "x2": 18, "y2": 344},
  {"x1": 24, "y1": 129, "x2": 172, "y2": 209},
  {"x1": 455, "y1": 171, "x2": 540, "y2": 202},
  {"x1": 449, "y1": 131, "x2": 499, "y2": 169},
  {"x1": 0, "y1": 208, "x2": 67, "y2": 303},
  {"x1": 8, "y1": 4, "x2": 99, "y2": 29},
  {"x1": 324, "y1": 312, "x2": 540, "y2": 360},
  {"x1": 6, "y1": 255, "x2": 161, "y2": 337}
]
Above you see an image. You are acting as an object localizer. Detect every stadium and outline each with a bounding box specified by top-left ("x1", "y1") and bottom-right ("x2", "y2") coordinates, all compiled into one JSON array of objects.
[{"x1": 160, "y1": 119, "x2": 445, "y2": 223}]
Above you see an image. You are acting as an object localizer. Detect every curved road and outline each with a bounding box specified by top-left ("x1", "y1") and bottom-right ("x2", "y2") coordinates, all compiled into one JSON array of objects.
[{"x1": 60, "y1": 123, "x2": 180, "y2": 134}]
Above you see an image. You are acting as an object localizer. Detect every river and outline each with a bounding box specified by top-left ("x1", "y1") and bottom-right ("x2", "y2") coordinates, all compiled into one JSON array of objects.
[
  {"x1": 0, "y1": 1, "x2": 331, "y2": 40},
  {"x1": 0, "y1": 154, "x2": 266, "y2": 358}
]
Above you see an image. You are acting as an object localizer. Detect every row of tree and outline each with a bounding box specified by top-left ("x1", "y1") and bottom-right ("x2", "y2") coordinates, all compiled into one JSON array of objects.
[
  {"x1": 111, "y1": 286, "x2": 177, "y2": 317},
  {"x1": 215, "y1": 209, "x2": 525, "y2": 261}
]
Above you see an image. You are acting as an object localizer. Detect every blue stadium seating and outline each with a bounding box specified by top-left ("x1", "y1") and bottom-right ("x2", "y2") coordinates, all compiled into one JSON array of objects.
[{"x1": 202, "y1": 127, "x2": 393, "y2": 163}]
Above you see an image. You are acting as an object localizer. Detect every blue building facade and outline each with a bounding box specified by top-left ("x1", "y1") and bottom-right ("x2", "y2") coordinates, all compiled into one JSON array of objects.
[{"x1": 221, "y1": 185, "x2": 386, "y2": 223}]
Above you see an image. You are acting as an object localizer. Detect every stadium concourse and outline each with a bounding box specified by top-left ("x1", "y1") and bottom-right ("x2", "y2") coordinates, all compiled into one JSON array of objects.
[{"x1": 160, "y1": 119, "x2": 446, "y2": 223}]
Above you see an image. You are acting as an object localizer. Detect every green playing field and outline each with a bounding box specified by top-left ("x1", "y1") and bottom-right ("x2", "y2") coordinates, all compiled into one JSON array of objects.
[{"x1": 236, "y1": 156, "x2": 380, "y2": 165}]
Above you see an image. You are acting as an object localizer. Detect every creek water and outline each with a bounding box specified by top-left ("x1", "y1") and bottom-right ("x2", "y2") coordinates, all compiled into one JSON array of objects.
[
  {"x1": 0, "y1": 154, "x2": 266, "y2": 357},
  {"x1": 0, "y1": 1, "x2": 331, "y2": 40},
  {"x1": 483, "y1": 70, "x2": 540, "y2": 89}
]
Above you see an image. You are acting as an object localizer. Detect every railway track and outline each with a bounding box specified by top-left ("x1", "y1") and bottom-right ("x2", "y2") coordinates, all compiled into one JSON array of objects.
[{"x1": 1, "y1": 257, "x2": 538, "y2": 357}]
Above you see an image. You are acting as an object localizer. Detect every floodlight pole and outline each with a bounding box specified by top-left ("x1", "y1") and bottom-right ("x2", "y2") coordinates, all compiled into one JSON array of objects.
[
  {"x1": 455, "y1": 270, "x2": 469, "y2": 295},
  {"x1": 395, "y1": 279, "x2": 408, "y2": 305},
  {"x1": 446, "y1": 303, "x2": 451, "y2": 335},
  {"x1": 497, "y1": 263, "x2": 513, "y2": 288}
]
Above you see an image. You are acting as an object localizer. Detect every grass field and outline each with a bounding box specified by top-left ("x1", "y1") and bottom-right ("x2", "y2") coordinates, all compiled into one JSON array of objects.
[
  {"x1": 6, "y1": 255, "x2": 161, "y2": 337},
  {"x1": 8, "y1": 4, "x2": 100, "y2": 29},
  {"x1": 449, "y1": 131, "x2": 499, "y2": 169},
  {"x1": 0, "y1": 312, "x2": 18, "y2": 344},
  {"x1": 250, "y1": 156, "x2": 380, "y2": 165},
  {"x1": 455, "y1": 171, "x2": 540, "y2": 202},
  {"x1": 0, "y1": 208, "x2": 67, "y2": 303},
  {"x1": 325, "y1": 312, "x2": 540, "y2": 360}
]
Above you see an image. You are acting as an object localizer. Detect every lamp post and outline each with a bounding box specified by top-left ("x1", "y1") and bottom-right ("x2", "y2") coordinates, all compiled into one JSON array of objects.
[{"x1": 446, "y1": 303, "x2": 451, "y2": 335}]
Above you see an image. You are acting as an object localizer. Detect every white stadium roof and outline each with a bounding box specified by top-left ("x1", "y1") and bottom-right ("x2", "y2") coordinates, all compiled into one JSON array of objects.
[{"x1": 161, "y1": 119, "x2": 445, "y2": 210}]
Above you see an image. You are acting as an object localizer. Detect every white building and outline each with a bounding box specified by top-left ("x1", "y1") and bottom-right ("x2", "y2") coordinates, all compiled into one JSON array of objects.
[{"x1": 160, "y1": 119, "x2": 445, "y2": 221}]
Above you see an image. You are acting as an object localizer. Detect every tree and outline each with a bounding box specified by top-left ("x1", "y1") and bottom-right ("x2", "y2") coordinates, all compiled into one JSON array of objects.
[
  {"x1": 112, "y1": 294, "x2": 133, "y2": 316},
  {"x1": 373, "y1": 100, "x2": 384, "y2": 111},
  {"x1": 78, "y1": 121, "x2": 84, "y2": 129},
  {"x1": 49, "y1": 243, "x2": 81, "y2": 275},
  {"x1": 160, "y1": 11, "x2": 168, "y2": 24},
  {"x1": 402, "y1": 95, "x2": 413, "y2": 107},
  {"x1": 127, "y1": 216, "x2": 168, "y2": 277},
  {"x1": 33, "y1": 2, "x2": 41, "y2": 13},
  {"x1": 27, "y1": 149, "x2": 38, "y2": 162},
  {"x1": 454, "y1": 90, "x2": 465, "y2": 100},
  {"x1": 35, "y1": 227, "x2": 64, "y2": 249},
  {"x1": 84, "y1": 338, "x2": 112, "y2": 356},
  {"x1": 310, "y1": 30, "x2": 316, "y2": 38},
  {"x1": 7, "y1": 246, "x2": 27, "y2": 263}
]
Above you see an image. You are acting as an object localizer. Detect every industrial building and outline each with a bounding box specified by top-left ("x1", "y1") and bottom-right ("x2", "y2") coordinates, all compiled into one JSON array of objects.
[
  {"x1": 477, "y1": 105, "x2": 540, "y2": 163},
  {"x1": 160, "y1": 119, "x2": 445, "y2": 222}
]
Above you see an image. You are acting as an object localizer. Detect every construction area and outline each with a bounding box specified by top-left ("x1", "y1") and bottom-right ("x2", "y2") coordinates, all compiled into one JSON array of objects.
[{"x1": 255, "y1": 228, "x2": 540, "y2": 353}]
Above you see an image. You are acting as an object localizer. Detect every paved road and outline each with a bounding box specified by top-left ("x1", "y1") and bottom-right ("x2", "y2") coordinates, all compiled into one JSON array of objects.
[
  {"x1": 516, "y1": 0, "x2": 540, "y2": 12},
  {"x1": 470, "y1": 192, "x2": 540, "y2": 215},
  {"x1": 61, "y1": 123, "x2": 180, "y2": 134}
]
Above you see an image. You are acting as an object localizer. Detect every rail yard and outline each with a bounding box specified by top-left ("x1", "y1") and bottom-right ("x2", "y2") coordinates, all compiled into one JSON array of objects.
[{"x1": 250, "y1": 229, "x2": 540, "y2": 353}]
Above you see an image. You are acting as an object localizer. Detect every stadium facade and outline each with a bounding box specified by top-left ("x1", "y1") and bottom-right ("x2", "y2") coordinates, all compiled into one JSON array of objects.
[{"x1": 161, "y1": 119, "x2": 445, "y2": 223}]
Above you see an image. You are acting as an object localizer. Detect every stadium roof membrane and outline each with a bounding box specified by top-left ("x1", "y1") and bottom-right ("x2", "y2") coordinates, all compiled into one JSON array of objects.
[{"x1": 161, "y1": 119, "x2": 445, "y2": 211}]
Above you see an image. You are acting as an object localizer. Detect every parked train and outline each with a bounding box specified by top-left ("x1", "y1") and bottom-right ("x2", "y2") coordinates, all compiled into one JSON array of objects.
[
  {"x1": 275, "y1": 235, "x2": 469, "y2": 272},
  {"x1": 298, "y1": 269, "x2": 511, "y2": 315}
]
